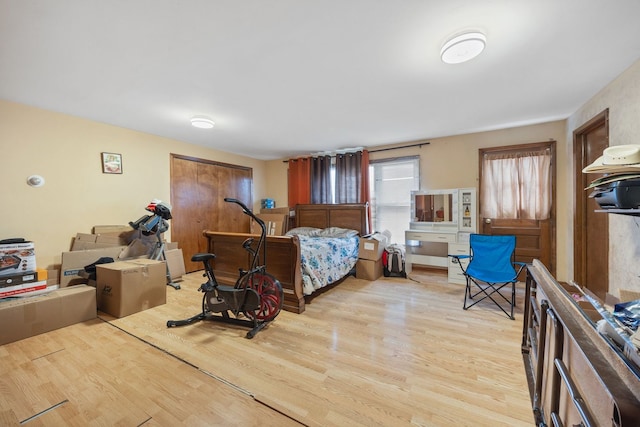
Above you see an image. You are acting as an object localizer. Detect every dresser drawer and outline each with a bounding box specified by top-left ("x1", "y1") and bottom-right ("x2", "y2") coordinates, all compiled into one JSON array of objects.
[
  {"x1": 448, "y1": 243, "x2": 469, "y2": 256},
  {"x1": 448, "y1": 256, "x2": 469, "y2": 267},
  {"x1": 448, "y1": 268, "x2": 466, "y2": 284},
  {"x1": 447, "y1": 247, "x2": 468, "y2": 285},
  {"x1": 405, "y1": 231, "x2": 456, "y2": 243}
]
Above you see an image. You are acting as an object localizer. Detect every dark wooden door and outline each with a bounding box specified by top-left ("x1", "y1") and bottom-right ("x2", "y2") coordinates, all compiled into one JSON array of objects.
[
  {"x1": 479, "y1": 142, "x2": 556, "y2": 276},
  {"x1": 170, "y1": 154, "x2": 252, "y2": 272},
  {"x1": 482, "y1": 218, "x2": 552, "y2": 276},
  {"x1": 574, "y1": 110, "x2": 609, "y2": 299}
]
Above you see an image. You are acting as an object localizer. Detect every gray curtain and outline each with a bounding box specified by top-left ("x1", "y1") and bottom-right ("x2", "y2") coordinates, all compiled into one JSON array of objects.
[
  {"x1": 335, "y1": 151, "x2": 362, "y2": 203},
  {"x1": 310, "y1": 155, "x2": 332, "y2": 203}
]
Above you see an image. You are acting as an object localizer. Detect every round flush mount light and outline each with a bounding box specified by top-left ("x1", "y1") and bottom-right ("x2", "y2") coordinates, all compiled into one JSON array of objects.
[
  {"x1": 190, "y1": 115, "x2": 215, "y2": 129},
  {"x1": 440, "y1": 32, "x2": 486, "y2": 64}
]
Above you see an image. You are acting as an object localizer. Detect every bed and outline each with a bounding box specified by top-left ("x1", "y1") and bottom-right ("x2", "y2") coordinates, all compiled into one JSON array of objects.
[{"x1": 203, "y1": 203, "x2": 368, "y2": 314}]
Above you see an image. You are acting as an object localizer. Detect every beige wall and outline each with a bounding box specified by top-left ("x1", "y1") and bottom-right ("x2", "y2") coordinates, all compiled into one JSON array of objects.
[
  {"x1": 1, "y1": 100, "x2": 267, "y2": 270},
  {"x1": 265, "y1": 56, "x2": 640, "y2": 292},
  {"x1": 264, "y1": 158, "x2": 289, "y2": 207},
  {"x1": 567, "y1": 59, "x2": 640, "y2": 298},
  {"x1": 265, "y1": 121, "x2": 569, "y2": 278},
  {"x1": 6, "y1": 56, "x2": 639, "y2": 293}
]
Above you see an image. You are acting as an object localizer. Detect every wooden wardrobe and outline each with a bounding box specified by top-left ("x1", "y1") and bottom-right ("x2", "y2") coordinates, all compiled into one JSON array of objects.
[{"x1": 170, "y1": 154, "x2": 252, "y2": 272}]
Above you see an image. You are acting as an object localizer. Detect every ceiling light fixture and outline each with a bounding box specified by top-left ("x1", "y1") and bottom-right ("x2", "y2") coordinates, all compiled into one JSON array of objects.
[
  {"x1": 190, "y1": 115, "x2": 215, "y2": 129},
  {"x1": 440, "y1": 32, "x2": 486, "y2": 64}
]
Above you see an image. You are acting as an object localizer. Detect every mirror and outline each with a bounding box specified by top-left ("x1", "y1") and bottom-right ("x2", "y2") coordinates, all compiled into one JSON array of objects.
[
  {"x1": 411, "y1": 190, "x2": 457, "y2": 225},
  {"x1": 414, "y1": 194, "x2": 453, "y2": 222}
]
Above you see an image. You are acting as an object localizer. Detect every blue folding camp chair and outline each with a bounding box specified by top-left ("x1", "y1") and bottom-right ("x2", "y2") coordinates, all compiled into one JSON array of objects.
[{"x1": 449, "y1": 234, "x2": 526, "y2": 320}]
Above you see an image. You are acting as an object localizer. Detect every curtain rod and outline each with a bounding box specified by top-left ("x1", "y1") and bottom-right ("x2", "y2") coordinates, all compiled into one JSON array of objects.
[
  {"x1": 369, "y1": 141, "x2": 430, "y2": 153},
  {"x1": 282, "y1": 141, "x2": 430, "y2": 162}
]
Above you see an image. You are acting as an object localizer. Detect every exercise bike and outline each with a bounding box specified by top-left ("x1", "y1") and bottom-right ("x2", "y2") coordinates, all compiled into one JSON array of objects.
[{"x1": 166, "y1": 198, "x2": 284, "y2": 339}]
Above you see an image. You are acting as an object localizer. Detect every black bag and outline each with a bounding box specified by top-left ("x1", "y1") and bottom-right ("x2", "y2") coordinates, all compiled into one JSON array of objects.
[{"x1": 382, "y1": 244, "x2": 406, "y2": 278}]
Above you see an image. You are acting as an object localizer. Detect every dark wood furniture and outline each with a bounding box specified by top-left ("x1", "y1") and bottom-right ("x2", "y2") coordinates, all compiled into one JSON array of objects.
[
  {"x1": 294, "y1": 203, "x2": 368, "y2": 233},
  {"x1": 171, "y1": 154, "x2": 253, "y2": 272},
  {"x1": 522, "y1": 260, "x2": 640, "y2": 426},
  {"x1": 203, "y1": 203, "x2": 369, "y2": 314}
]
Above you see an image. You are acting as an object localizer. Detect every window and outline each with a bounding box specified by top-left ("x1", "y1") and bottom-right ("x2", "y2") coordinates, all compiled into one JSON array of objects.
[
  {"x1": 369, "y1": 157, "x2": 420, "y2": 243},
  {"x1": 480, "y1": 147, "x2": 552, "y2": 219}
]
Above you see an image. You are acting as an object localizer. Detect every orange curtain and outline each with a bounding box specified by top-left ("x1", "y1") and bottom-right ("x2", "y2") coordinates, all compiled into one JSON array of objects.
[
  {"x1": 360, "y1": 150, "x2": 372, "y2": 234},
  {"x1": 288, "y1": 158, "x2": 311, "y2": 207}
]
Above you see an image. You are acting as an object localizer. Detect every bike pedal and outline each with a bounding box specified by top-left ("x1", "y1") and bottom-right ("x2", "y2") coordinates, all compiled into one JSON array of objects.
[{"x1": 199, "y1": 283, "x2": 215, "y2": 292}]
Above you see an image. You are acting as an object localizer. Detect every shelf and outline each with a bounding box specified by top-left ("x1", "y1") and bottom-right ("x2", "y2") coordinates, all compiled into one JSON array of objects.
[{"x1": 595, "y1": 209, "x2": 640, "y2": 216}]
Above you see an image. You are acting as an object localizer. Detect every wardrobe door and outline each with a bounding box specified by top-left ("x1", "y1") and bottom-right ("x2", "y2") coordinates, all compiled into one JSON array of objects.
[{"x1": 171, "y1": 154, "x2": 252, "y2": 272}]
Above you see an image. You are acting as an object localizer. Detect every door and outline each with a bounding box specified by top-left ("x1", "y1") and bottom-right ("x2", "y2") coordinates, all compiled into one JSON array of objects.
[
  {"x1": 170, "y1": 154, "x2": 252, "y2": 272},
  {"x1": 479, "y1": 142, "x2": 556, "y2": 276},
  {"x1": 573, "y1": 110, "x2": 609, "y2": 299}
]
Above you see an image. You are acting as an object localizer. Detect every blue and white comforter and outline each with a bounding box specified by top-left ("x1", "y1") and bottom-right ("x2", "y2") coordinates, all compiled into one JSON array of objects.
[{"x1": 297, "y1": 235, "x2": 360, "y2": 295}]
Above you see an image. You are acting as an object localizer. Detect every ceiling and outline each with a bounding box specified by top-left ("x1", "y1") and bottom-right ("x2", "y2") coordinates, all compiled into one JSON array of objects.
[{"x1": 2, "y1": 1, "x2": 640, "y2": 160}]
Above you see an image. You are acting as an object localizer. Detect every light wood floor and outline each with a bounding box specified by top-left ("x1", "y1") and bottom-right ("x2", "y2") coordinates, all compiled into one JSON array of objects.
[{"x1": 0, "y1": 268, "x2": 534, "y2": 426}]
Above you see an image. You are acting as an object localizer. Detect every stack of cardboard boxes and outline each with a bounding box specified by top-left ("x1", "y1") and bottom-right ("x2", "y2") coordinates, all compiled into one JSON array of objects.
[
  {"x1": 356, "y1": 231, "x2": 391, "y2": 281},
  {"x1": 61, "y1": 225, "x2": 185, "y2": 318},
  {"x1": 0, "y1": 239, "x2": 97, "y2": 345},
  {"x1": 0, "y1": 226, "x2": 188, "y2": 345}
]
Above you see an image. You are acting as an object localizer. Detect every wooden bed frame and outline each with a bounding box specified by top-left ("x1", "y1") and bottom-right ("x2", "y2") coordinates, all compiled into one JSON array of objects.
[{"x1": 203, "y1": 203, "x2": 368, "y2": 314}]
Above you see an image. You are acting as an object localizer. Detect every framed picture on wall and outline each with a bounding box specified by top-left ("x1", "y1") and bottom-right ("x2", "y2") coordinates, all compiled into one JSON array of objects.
[{"x1": 101, "y1": 152, "x2": 123, "y2": 174}]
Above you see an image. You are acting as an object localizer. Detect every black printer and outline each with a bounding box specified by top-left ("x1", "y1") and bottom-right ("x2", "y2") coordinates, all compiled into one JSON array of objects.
[{"x1": 590, "y1": 179, "x2": 640, "y2": 209}]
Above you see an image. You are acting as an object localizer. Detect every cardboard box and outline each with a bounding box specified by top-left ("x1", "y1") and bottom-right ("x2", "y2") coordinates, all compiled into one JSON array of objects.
[
  {"x1": 60, "y1": 246, "x2": 127, "y2": 287},
  {"x1": 47, "y1": 269, "x2": 59, "y2": 286},
  {"x1": 0, "y1": 280, "x2": 49, "y2": 299},
  {"x1": 0, "y1": 268, "x2": 47, "y2": 288},
  {"x1": 92, "y1": 225, "x2": 134, "y2": 235},
  {"x1": 75, "y1": 233, "x2": 99, "y2": 243},
  {"x1": 96, "y1": 259, "x2": 166, "y2": 318},
  {"x1": 358, "y1": 231, "x2": 391, "y2": 261},
  {"x1": 260, "y1": 207, "x2": 291, "y2": 215},
  {"x1": 619, "y1": 289, "x2": 640, "y2": 302},
  {"x1": 164, "y1": 248, "x2": 185, "y2": 281},
  {"x1": 250, "y1": 213, "x2": 288, "y2": 236},
  {"x1": 0, "y1": 285, "x2": 97, "y2": 345},
  {"x1": 90, "y1": 226, "x2": 135, "y2": 247},
  {"x1": 0, "y1": 241, "x2": 36, "y2": 277},
  {"x1": 71, "y1": 233, "x2": 127, "y2": 251},
  {"x1": 11, "y1": 285, "x2": 59, "y2": 298},
  {"x1": 356, "y1": 258, "x2": 383, "y2": 281},
  {"x1": 260, "y1": 207, "x2": 293, "y2": 233}
]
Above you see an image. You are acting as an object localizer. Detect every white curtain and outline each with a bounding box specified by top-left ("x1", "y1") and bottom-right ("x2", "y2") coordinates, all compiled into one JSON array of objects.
[{"x1": 481, "y1": 149, "x2": 552, "y2": 220}]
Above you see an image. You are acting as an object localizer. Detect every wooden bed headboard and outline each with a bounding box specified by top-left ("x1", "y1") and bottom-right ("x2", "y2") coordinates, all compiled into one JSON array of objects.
[
  {"x1": 202, "y1": 203, "x2": 369, "y2": 315},
  {"x1": 295, "y1": 203, "x2": 368, "y2": 235}
]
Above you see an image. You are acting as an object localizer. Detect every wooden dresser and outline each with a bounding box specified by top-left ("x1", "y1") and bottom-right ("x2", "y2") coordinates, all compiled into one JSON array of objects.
[{"x1": 522, "y1": 260, "x2": 640, "y2": 426}]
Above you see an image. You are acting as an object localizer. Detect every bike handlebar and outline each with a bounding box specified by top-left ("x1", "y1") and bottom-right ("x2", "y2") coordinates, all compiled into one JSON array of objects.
[{"x1": 224, "y1": 197, "x2": 267, "y2": 268}]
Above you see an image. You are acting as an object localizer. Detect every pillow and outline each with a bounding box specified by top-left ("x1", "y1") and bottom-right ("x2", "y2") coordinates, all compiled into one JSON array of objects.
[
  {"x1": 285, "y1": 227, "x2": 321, "y2": 237},
  {"x1": 315, "y1": 227, "x2": 359, "y2": 238}
]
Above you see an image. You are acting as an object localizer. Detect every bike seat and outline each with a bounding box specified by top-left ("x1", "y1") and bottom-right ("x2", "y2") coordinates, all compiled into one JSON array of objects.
[{"x1": 191, "y1": 253, "x2": 216, "y2": 262}]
